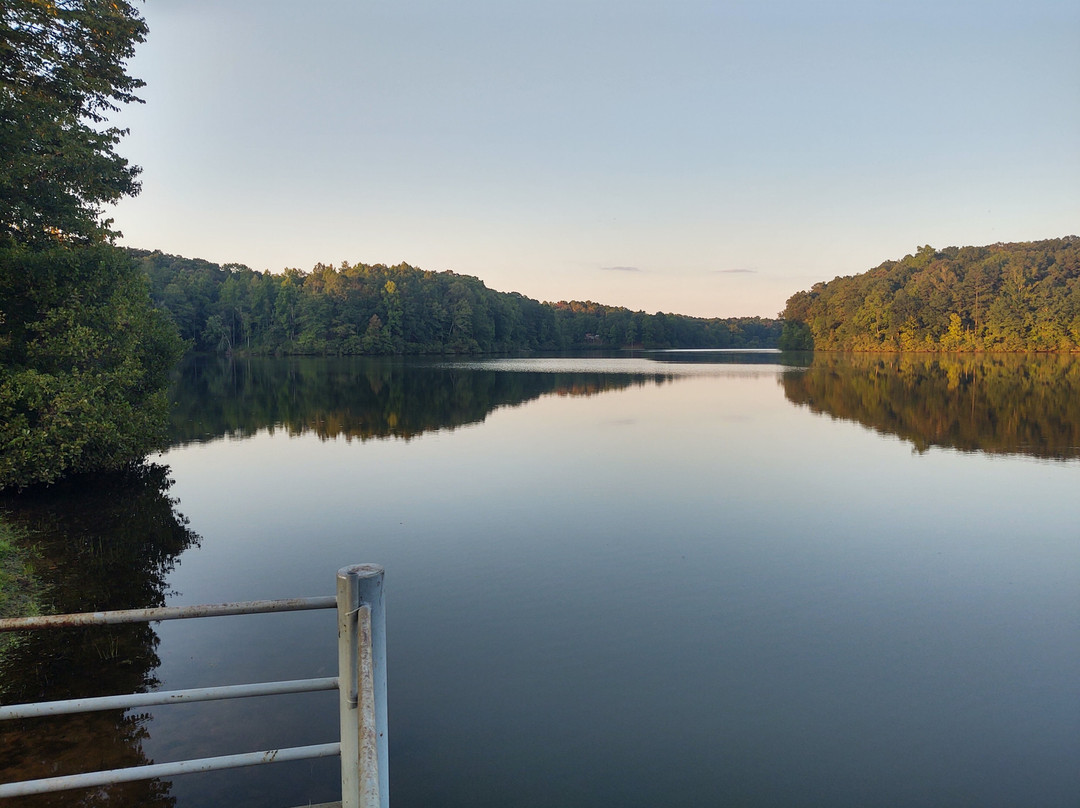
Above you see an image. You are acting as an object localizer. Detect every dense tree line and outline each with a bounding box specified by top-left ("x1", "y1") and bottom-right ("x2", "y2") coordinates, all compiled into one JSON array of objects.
[
  {"x1": 1, "y1": 1, "x2": 183, "y2": 490},
  {"x1": 548, "y1": 299, "x2": 779, "y2": 352},
  {"x1": 779, "y1": 237, "x2": 1080, "y2": 351},
  {"x1": 132, "y1": 250, "x2": 782, "y2": 355}
]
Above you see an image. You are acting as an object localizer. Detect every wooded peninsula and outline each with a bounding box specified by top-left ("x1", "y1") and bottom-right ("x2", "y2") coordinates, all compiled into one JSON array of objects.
[{"x1": 779, "y1": 236, "x2": 1080, "y2": 352}]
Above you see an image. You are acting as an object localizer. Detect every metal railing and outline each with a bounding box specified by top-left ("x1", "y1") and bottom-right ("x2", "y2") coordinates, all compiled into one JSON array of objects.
[{"x1": 0, "y1": 563, "x2": 388, "y2": 808}]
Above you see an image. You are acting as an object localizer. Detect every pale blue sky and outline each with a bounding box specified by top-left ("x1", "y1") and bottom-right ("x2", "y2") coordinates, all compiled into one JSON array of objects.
[{"x1": 109, "y1": 0, "x2": 1079, "y2": 317}]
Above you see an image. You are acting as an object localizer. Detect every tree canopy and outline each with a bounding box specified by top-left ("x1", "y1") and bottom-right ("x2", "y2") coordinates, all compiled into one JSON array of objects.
[
  {"x1": 0, "y1": 244, "x2": 183, "y2": 489},
  {"x1": 131, "y1": 250, "x2": 783, "y2": 355},
  {"x1": 1, "y1": 1, "x2": 183, "y2": 491},
  {"x1": 1, "y1": 0, "x2": 146, "y2": 245},
  {"x1": 780, "y1": 237, "x2": 1080, "y2": 352}
]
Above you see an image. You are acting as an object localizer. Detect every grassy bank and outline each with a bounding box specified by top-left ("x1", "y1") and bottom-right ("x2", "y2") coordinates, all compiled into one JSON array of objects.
[{"x1": 0, "y1": 516, "x2": 42, "y2": 651}]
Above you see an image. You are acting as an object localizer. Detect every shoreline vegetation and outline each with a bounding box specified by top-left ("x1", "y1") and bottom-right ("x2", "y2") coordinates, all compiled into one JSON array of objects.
[
  {"x1": 779, "y1": 236, "x2": 1080, "y2": 353},
  {"x1": 1, "y1": 1, "x2": 185, "y2": 491},
  {"x1": 130, "y1": 249, "x2": 782, "y2": 356},
  {"x1": 0, "y1": 517, "x2": 42, "y2": 641},
  {"x1": 134, "y1": 236, "x2": 1080, "y2": 362}
]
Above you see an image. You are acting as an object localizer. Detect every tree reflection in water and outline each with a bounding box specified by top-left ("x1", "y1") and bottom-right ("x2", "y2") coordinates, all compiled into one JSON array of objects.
[
  {"x1": 782, "y1": 353, "x2": 1080, "y2": 459},
  {"x1": 0, "y1": 463, "x2": 200, "y2": 807},
  {"x1": 167, "y1": 355, "x2": 656, "y2": 446}
]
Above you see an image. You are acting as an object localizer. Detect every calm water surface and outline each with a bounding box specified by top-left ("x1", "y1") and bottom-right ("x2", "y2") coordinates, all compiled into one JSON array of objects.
[{"x1": 2, "y1": 352, "x2": 1078, "y2": 807}]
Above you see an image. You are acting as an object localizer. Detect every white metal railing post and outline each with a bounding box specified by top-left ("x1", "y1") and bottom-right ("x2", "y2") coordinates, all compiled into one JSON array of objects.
[{"x1": 337, "y1": 564, "x2": 388, "y2": 808}]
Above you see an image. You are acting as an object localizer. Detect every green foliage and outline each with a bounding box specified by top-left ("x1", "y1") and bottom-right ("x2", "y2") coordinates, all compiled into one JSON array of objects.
[
  {"x1": 1, "y1": 0, "x2": 147, "y2": 245},
  {"x1": 547, "y1": 299, "x2": 781, "y2": 350},
  {"x1": 0, "y1": 517, "x2": 42, "y2": 643},
  {"x1": 0, "y1": 2, "x2": 184, "y2": 491},
  {"x1": 0, "y1": 244, "x2": 184, "y2": 490},
  {"x1": 778, "y1": 319, "x2": 813, "y2": 351},
  {"x1": 132, "y1": 250, "x2": 783, "y2": 355},
  {"x1": 780, "y1": 237, "x2": 1080, "y2": 352}
]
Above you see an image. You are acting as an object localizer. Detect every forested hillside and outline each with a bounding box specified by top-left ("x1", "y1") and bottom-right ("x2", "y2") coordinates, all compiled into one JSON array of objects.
[
  {"x1": 131, "y1": 250, "x2": 781, "y2": 354},
  {"x1": 779, "y1": 237, "x2": 1080, "y2": 351}
]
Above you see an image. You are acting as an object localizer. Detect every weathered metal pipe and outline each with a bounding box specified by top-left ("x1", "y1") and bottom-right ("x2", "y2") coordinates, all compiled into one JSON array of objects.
[
  {"x1": 0, "y1": 677, "x2": 339, "y2": 721},
  {"x1": 0, "y1": 595, "x2": 337, "y2": 632},
  {"x1": 0, "y1": 743, "x2": 342, "y2": 798}
]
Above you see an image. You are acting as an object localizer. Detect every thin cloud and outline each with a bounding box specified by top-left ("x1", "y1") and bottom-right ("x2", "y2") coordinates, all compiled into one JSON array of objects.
[
  {"x1": 712, "y1": 268, "x2": 757, "y2": 274},
  {"x1": 600, "y1": 266, "x2": 642, "y2": 272}
]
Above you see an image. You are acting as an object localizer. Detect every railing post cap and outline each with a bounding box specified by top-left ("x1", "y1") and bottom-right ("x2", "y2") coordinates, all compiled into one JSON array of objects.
[{"x1": 337, "y1": 564, "x2": 384, "y2": 580}]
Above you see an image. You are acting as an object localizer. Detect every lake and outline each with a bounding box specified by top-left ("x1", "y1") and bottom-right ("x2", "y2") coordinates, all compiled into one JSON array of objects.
[{"x1": 2, "y1": 351, "x2": 1078, "y2": 807}]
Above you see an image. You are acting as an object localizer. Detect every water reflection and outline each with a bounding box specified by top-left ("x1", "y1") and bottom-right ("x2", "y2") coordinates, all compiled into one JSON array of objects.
[
  {"x1": 0, "y1": 463, "x2": 200, "y2": 806},
  {"x1": 781, "y1": 353, "x2": 1080, "y2": 459},
  {"x1": 169, "y1": 353, "x2": 809, "y2": 448},
  {"x1": 640, "y1": 347, "x2": 807, "y2": 366},
  {"x1": 168, "y1": 355, "x2": 678, "y2": 446}
]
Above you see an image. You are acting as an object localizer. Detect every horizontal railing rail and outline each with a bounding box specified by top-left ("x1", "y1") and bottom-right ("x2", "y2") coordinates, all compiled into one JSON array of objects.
[
  {"x1": 0, "y1": 676, "x2": 340, "y2": 720},
  {"x1": 0, "y1": 595, "x2": 338, "y2": 631},
  {"x1": 0, "y1": 744, "x2": 343, "y2": 798},
  {"x1": 0, "y1": 564, "x2": 388, "y2": 808}
]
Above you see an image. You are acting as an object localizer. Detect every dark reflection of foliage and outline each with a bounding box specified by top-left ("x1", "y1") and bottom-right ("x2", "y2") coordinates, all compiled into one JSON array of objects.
[
  {"x1": 782, "y1": 353, "x2": 1080, "y2": 459},
  {"x1": 0, "y1": 463, "x2": 200, "y2": 807},
  {"x1": 168, "y1": 355, "x2": 668, "y2": 446}
]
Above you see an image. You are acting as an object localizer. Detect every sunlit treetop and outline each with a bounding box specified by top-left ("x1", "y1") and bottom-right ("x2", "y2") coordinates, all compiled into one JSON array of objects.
[{"x1": 0, "y1": 0, "x2": 147, "y2": 246}]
